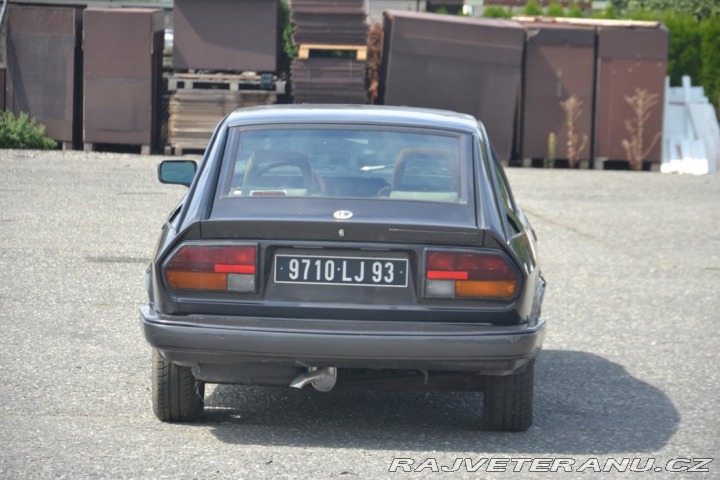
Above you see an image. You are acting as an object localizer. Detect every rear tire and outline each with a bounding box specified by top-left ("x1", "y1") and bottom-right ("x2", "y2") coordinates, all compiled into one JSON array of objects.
[
  {"x1": 152, "y1": 349, "x2": 205, "y2": 422},
  {"x1": 482, "y1": 360, "x2": 534, "y2": 432}
]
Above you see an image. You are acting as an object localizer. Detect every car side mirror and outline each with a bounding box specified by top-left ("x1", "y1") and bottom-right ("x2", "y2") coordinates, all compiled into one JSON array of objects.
[{"x1": 158, "y1": 160, "x2": 197, "y2": 187}]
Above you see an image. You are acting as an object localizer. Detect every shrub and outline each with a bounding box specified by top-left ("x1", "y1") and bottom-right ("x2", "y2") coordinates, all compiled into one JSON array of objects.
[
  {"x1": 522, "y1": 0, "x2": 543, "y2": 16},
  {"x1": 592, "y1": 4, "x2": 618, "y2": 19},
  {"x1": 545, "y1": 132, "x2": 556, "y2": 168},
  {"x1": 546, "y1": 1, "x2": 565, "y2": 17},
  {"x1": 0, "y1": 111, "x2": 57, "y2": 150},
  {"x1": 566, "y1": 4, "x2": 585, "y2": 17},
  {"x1": 663, "y1": 12, "x2": 702, "y2": 87},
  {"x1": 626, "y1": 8, "x2": 660, "y2": 20},
  {"x1": 483, "y1": 6, "x2": 512, "y2": 18},
  {"x1": 280, "y1": 0, "x2": 297, "y2": 73},
  {"x1": 700, "y1": 15, "x2": 720, "y2": 110},
  {"x1": 628, "y1": 0, "x2": 720, "y2": 19}
]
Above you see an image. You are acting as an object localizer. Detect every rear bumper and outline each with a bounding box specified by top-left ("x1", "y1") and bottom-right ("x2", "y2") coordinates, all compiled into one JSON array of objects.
[{"x1": 140, "y1": 305, "x2": 545, "y2": 376}]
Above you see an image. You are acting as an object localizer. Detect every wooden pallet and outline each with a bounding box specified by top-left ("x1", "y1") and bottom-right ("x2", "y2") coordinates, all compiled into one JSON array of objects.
[
  {"x1": 167, "y1": 72, "x2": 285, "y2": 93},
  {"x1": 83, "y1": 143, "x2": 151, "y2": 156},
  {"x1": 520, "y1": 158, "x2": 592, "y2": 169},
  {"x1": 522, "y1": 157, "x2": 660, "y2": 171},
  {"x1": 297, "y1": 44, "x2": 368, "y2": 62},
  {"x1": 593, "y1": 158, "x2": 661, "y2": 171},
  {"x1": 168, "y1": 89, "x2": 278, "y2": 154}
]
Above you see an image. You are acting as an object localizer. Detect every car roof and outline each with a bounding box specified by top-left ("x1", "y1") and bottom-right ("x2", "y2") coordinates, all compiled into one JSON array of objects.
[{"x1": 224, "y1": 104, "x2": 482, "y2": 133}]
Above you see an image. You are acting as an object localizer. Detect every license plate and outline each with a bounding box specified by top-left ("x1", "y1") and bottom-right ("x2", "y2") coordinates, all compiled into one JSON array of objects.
[{"x1": 274, "y1": 254, "x2": 408, "y2": 287}]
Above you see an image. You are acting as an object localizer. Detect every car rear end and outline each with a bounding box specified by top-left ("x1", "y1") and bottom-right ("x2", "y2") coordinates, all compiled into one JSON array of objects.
[{"x1": 141, "y1": 106, "x2": 545, "y2": 430}]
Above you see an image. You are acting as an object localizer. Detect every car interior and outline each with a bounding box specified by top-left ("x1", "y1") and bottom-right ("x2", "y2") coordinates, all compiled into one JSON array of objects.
[{"x1": 225, "y1": 129, "x2": 462, "y2": 202}]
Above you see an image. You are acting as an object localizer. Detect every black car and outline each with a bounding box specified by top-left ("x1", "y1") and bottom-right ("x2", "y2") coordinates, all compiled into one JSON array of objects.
[{"x1": 141, "y1": 105, "x2": 545, "y2": 431}]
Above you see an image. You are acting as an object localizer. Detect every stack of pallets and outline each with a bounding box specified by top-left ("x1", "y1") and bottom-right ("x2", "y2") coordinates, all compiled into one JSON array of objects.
[
  {"x1": 166, "y1": 0, "x2": 284, "y2": 155},
  {"x1": 290, "y1": 0, "x2": 369, "y2": 104},
  {"x1": 167, "y1": 74, "x2": 282, "y2": 155}
]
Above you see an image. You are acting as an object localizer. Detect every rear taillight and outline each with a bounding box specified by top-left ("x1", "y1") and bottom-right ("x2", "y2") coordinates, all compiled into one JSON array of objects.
[
  {"x1": 425, "y1": 251, "x2": 518, "y2": 300},
  {"x1": 165, "y1": 245, "x2": 257, "y2": 292}
]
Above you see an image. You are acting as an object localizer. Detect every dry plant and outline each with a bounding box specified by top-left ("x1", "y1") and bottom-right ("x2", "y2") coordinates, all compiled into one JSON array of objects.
[
  {"x1": 545, "y1": 132, "x2": 556, "y2": 168},
  {"x1": 621, "y1": 88, "x2": 661, "y2": 171},
  {"x1": 367, "y1": 22, "x2": 383, "y2": 104},
  {"x1": 559, "y1": 95, "x2": 588, "y2": 168}
]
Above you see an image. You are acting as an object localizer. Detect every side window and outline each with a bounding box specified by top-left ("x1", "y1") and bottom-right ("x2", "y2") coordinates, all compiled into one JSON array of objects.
[
  {"x1": 490, "y1": 147, "x2": 515, "y2": 212},
  {"x1": 489, "y1": 146, "x2": 522, "y2": 236}
]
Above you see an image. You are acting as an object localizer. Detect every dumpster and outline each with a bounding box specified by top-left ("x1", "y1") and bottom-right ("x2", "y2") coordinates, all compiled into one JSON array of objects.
[
  {"x1": 380, "y1": 11, "x2": 525, "y2": 162},
  {"x1": 520, "y1": 22, "x2": 595, "y2": 166},
  {"x1": 173, "y1": 0, "x2": 280, "y2": 72},
  {"x1": 595, "y1": 25, "x2": 669, "y2": 167},
  {"x1": 5, "y1": 5, "x2": 83, "y2": 146},
  {"x1": 83, "y1": 8, "x2": 164, "y2": 153}
]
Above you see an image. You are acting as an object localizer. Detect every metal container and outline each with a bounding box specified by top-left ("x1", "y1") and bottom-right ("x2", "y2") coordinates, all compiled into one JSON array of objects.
[
  {"x1": 520, "y1": 22, "x2": 595, "y2": 163},
  {"x1": 595, "y1": 25, "x2": 668, "y2": 164},
  {"x1": 83, "y1": 8, "x2": 164, "y2": 150},
  {"x1": 173, "y1": 0, "x2": 280, "y2": 72},
  {"x1": 380, "y1": 11, "x2": 525, "y2": 162},
  {"x1": 5, "y1": 5, "x2": 83, "y2": 145}
]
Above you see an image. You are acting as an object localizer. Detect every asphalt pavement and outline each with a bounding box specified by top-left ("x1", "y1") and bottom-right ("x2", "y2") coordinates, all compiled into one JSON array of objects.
[{"x1": 0, "y1": 149, "x2": 718, "y2": 479}]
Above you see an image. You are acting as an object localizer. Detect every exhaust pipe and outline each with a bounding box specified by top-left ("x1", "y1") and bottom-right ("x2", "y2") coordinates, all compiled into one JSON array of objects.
[{"x1": 290, "y1": 367, "x2": 337, "y2": 392}]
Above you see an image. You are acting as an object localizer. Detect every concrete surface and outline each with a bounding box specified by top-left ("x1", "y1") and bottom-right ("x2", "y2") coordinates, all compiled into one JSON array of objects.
[{"x1": 0, "y1": 149, "x2": 718, "y2": 478}]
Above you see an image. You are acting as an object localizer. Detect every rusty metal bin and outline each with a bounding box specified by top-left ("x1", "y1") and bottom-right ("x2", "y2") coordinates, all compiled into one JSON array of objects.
[
  {"x1": 595, "y1": 25, "x2": 668, "y2": 166},
  {"x1": 6, "y1": 5, "x2": 83, "y2": 146},
  {"x1": 173, "y1": 0, "x2": 280, "y2": 72},
  {"x1": 380, "y1": 11, "x2": 525, "y2": 162},
  {"x1": 520, "y1": 22, "x2": 595, "y2": 165},
  {"x1": 83, "y1": 8, "x2": 164, "y2": 152}
]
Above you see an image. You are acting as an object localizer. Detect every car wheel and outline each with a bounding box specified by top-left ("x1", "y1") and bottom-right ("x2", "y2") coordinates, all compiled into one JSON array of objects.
[
  {"x1": 482, "y1": 360, "x2": 534, "y2": 432},
  {"x1": 151, "y1": 349, "x2": 205, "y2": 422}
]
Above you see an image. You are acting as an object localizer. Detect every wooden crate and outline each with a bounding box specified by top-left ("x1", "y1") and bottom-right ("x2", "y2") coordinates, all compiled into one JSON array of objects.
[{"x1": 168, "y1": 89, "x2": 277, "y2": 154}]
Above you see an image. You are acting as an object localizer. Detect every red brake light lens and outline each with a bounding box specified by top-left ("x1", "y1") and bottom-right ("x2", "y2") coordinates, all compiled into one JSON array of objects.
[
  {"x1": 165, "y1": 245, "x2": 256, "y2": 291},
  {"x1": 426, "y1": 251, "x2": 518, "y2": 299}
]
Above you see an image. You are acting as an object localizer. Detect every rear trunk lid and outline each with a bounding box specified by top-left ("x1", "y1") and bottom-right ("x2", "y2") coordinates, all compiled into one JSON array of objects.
[{"x1": 204, "y1": 197, "x2": 483, "y2": 245}]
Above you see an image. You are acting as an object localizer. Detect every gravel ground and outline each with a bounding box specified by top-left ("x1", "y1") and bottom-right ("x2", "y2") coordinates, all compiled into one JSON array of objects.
[{"x1": 0, "y1": 149, "x2": 718, "y2": 479}]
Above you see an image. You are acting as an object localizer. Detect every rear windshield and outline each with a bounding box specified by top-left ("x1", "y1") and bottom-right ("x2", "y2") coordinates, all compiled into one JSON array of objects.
[{"x1": 219, "y1": 126, "x2": 469, "y2": 204}]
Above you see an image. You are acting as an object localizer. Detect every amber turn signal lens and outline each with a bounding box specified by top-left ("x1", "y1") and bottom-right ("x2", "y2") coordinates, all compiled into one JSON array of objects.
[
  {"x1": 166, "y1": 271, "x2": 228, "y2": 291},
  {"x1": 455, "y1": 280, "x2": 517, "y2": 299}
]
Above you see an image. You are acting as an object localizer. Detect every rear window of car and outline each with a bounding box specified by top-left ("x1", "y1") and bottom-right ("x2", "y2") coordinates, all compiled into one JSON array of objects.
[{"x1": 219, "y1": 126, "x2": 469, "y2": 204}]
